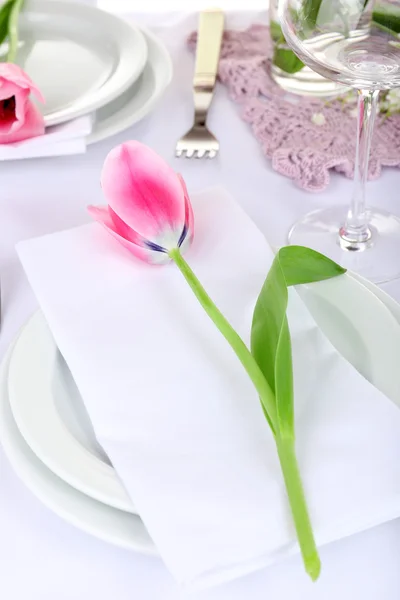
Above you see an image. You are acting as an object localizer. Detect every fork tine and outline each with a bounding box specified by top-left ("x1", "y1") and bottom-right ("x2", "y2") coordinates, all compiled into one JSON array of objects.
[{"x1": 175, "y1": 126, "x2": 219, "y2": 159}]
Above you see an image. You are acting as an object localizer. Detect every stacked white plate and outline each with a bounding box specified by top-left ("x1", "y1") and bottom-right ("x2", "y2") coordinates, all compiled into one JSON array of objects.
[
  {"x1": 15, "y1": 0, "x2": 173, "y2": 144},
  {"x1": 1, "y1": 273, "x2": 400, "y2": 552}
]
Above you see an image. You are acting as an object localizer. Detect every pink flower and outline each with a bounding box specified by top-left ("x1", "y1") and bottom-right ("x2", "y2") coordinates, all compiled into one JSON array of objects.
[
  {"x1": 88, "y1": 142, "x2": 194, "y2": 264},
  {"x1": 0, "y1": 63, "x2": 45, "y2": 144}
]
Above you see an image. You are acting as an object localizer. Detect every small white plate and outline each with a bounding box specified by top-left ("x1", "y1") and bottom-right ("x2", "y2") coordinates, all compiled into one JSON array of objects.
[
  {"x1": 0, "y1": 341, "x2": 157, "y2": 554},
  {"x1": 8, "y1": 0, "x2": 148, "y2": 126},
  {"x1": 6, "y1": 273, "x2": 400, "y2": 519},
  {"x1": 88, "y1": 28, "x2": 173, "y2": 145}
]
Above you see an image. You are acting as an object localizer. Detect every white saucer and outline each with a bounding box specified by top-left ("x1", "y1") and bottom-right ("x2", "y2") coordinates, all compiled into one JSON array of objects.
[
  {"x1": 12, "y1": 0, "x2": 148, "y2": 126},
  {"x1": 88, "y1": 27, "x2": 173, "y2": 145},
  {"x1": 0, "y1": 340, "x2": 157, "y2": 554}
]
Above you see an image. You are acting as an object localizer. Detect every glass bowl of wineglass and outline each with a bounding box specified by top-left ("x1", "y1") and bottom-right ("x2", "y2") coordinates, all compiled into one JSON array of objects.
[{"x1": 279, "y1": 0, "x2": 400, "y2": 283}]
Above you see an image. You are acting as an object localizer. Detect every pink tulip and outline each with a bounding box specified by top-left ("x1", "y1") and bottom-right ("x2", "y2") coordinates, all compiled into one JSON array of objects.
[
  {"x1": 88, "y1": 141, "x2": 194, "y2": 264},
  {"x1": 0, "y1": 63, "x2": 45, "y2": 144}
]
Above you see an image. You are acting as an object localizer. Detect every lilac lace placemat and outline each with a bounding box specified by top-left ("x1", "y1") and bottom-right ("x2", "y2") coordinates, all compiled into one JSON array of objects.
[{"x1": 188, "y1": 25, "x2": 400, "y2": 192}]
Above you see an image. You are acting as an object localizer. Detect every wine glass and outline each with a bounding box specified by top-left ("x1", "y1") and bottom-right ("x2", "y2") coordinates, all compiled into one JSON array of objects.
[{"x1": 279, "y1": 0, "x2": 400, "y2": 283}]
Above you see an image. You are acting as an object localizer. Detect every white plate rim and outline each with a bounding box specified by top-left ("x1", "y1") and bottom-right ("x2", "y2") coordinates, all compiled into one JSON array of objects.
[
  {"x1": 0, "y1": 339, "x2": 158, "y2": 555},
  {"x1": 350, "y1": 272, "x2": 400, "y2": 322},
  {"x1": 22, "y1": 0, "x2": 148, "y2": 127},
  {"x1": 87, "y1": 26, "x2": 173, "y2": 145},
  {"x1": 296, "y1": 272, "x2": 400, "y2": 405}
]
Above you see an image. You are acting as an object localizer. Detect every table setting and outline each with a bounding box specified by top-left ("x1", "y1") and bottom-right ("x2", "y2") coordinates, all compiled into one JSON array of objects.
[
  {"x1": 3, "y1": 2, "x2": 400, "y2": 600},
  {"x1": 0, "y1": 0, "x2": 172, "y2": 157}
]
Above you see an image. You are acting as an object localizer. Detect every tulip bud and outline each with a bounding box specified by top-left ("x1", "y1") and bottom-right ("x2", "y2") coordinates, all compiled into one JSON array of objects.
[{"x1": 88, "y1": 142, "x2": 194, "y2": 264}]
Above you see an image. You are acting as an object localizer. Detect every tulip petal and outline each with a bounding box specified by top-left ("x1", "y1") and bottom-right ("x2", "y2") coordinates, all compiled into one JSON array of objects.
[
  {"x1": 0, "y1": 99, "x2": 44, "y2": 143},
  {"x1": 177, "y1": 174, "x2": 195, "y2": 253},
  {"x1": 101, "y1": 141, "x2": 186, "y2": 240},
  {"x1": 88, "y1": 205, "x2": 170, "y2": 265},
  {"x1": 0, "y1": 63, "x2": 45, "y2": 103},
  {"x1": 178, "y1": 174, "x2": 194, "y2": 238},
  {"x1": 108, "y1": 206, "x2": 145, "y2": 246},
  {"x1": 88, "y1": 204, "x2": 117, "y2": 231},
  {"x1": 0, "y1": 65, "x2": 44, "y2": 141},
  {"x1": 0, "y1": 81, "x2": 22, "y2": 100},
  {"x1": 13, "y1": 89, "x2": 30, "y2": 130},
  {"x1": 0, "y1": 87, "x2": 29, "y2": 135}
]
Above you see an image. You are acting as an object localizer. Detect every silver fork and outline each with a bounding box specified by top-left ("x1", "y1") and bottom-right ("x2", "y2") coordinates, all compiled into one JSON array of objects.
[{"x1": 176, "y1": 9, "x2": 224, "y2": 159}]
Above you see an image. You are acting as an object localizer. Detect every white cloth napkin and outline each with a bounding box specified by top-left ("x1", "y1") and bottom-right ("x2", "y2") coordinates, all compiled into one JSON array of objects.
[
  {"x1": 17, "y1": 188, "x2": 400, "y2": 591},
  {"x1": 0, "y1": 115, "x2": 92, "y2": 160}
]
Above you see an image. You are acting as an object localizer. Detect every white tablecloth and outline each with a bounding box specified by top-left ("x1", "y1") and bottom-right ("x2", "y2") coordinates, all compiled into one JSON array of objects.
[{"x1": 2, "y1": 10, "x2": 400, "y2": 600}]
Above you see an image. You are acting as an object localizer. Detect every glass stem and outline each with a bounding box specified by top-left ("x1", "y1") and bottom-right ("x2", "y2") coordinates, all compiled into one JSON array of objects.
[{"x1": 339, "y1": 88, "x2": 379, "y2": 250}]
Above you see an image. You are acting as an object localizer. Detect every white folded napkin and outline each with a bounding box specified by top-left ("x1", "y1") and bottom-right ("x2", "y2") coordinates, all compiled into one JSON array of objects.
[
  {"x1": 17, "y1": 188, "x2": 400, "y2": 591},
  {"x1": 0, "y1": 115, "x2": 92, "y2": 160}
]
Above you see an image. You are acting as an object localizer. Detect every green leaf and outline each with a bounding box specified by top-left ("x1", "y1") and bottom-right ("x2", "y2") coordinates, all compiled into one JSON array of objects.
[
  {"x1": 273, "y1": 47, "x2": 305, "y2": 74},
  {"x1": 275, "y1": 316, "x2": 293, "y2": 436},
  {"x1": 373, "y1": 4, "x2": 400, "y2": 34},
  {"x1": 251, "y1": 246, "x2": 346, "y2": 439},
  {"x1": 0, "y1": 0, "x2": 15, "y2": 49},
  {"x1": 270, "y1": 20, "x2": 284, "y2": 43},
  {"x1": 252, "y1": 253, "x2": 288, "y2": 433},
  {"x1": 302, "y1": 0, "x2": 323, "y2": 29},
  {"x1": 277, "y1": 245, "x2": 346, "y2": 286}
]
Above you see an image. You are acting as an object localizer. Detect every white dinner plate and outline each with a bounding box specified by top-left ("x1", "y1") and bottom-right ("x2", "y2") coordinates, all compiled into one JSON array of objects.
[
  {"x1": 88, "y1": 27, "x2": 173, "y2": 145},
  {"x1": 0, "y1": 341, "x2": 157, "y2": 555},
  {"x1": 9, "y1": 312, "x2": 136, "y2": 514},
  {"x1": 8, "y1": 0, "x2": 148, "y2": 126},
  {"x1": 6, "y1": 273, "x2": 400, "y2": 518}
]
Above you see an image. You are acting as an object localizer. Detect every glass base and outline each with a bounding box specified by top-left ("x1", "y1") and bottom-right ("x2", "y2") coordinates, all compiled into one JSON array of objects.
[{"x1": 288, "y1": 206, "x2": 400, "y2": 284}]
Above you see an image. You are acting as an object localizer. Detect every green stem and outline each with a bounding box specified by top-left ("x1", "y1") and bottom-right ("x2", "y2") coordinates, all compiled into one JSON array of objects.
[
  {"x1": 7, "y1": 0, "x2": 23, "y2": 63},
  {"x1": 276, "y1": 436, "x2": 321, "y2": 580},
  {"x1": 170, "y1": 246, "x2": 320, "y2": 580},
  {"x1": 169, "y1": 247, "x2": 278, "y2": 433}
]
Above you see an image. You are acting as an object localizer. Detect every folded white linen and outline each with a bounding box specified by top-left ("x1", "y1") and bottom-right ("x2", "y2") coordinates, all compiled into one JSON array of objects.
[
  {"x1": 17, "y1": 188, "x2": 400, "y2": 591},
  {"x1": 0, "y1": 115, "x2": 92, "y2": 160}
]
